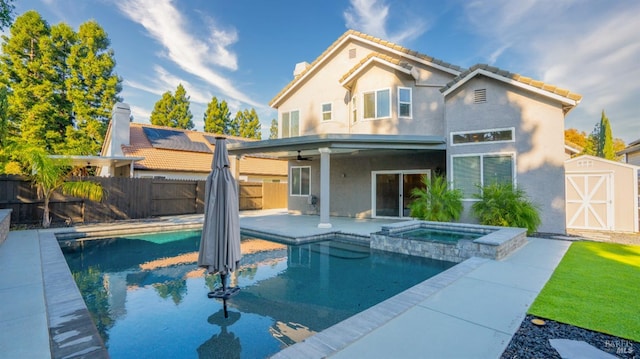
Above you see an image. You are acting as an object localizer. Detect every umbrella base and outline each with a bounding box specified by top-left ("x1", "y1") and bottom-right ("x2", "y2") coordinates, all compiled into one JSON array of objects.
[{"x1": 207, "y1": 287, "x2": 240, "y2": 299}]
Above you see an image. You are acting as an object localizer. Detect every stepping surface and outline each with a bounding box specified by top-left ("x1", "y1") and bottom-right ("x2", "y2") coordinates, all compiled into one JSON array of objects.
[{"x1": 550, "y1": 339, "x2": 618, "y2": 359}]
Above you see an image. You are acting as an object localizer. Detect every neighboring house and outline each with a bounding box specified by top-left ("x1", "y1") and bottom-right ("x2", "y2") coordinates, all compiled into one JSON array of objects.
[
  {"x1": 564, "y1": 141, "x2": 583, "y2": 159},
  {"x1": 228, "y1": 30, "x2": 581, "y2": 234},
  {"x1": 617, "y1": 138, "x2": 640, "y2": 166},
  {"x1": 99, "y1": 103, "x2": 287, "y2": 182}
]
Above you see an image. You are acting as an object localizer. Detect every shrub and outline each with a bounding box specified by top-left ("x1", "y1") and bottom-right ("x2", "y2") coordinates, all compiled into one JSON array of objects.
[
  {"x1": 471, "y1": 183, "x2": 541, "y2": 234},
  {"x1": 409, "y1": 175, "x2": 463, "y2": 222}
]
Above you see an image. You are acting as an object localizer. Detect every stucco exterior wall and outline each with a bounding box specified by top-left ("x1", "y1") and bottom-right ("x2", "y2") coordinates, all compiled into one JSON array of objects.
[
  {"x1": 288, "y1": 151, "x2": 445, "y2": 218},
  {"x1": 277, "y1": 39, "x2": 455, "y2": 137},
  {"x1": 627, "y1": 151, "x2": 640, "y2": 167},
  {"x1": 445, "y1": 76, "x2": 568, "y2": 234}
]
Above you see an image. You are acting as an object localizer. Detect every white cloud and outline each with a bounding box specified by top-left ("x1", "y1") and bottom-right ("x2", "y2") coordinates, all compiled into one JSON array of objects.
[
  {"x1": 114, "y1": 0, "x2": 263, "y2": 109},
  {"x1": 461, "y1": 0, "x2": 640, "y2": 143},
  {"x1": 343, "y1": 0, "x2": 427, "y2": 44}
]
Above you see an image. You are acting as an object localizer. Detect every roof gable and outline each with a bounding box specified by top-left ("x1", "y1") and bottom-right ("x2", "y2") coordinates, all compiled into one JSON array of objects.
[
  {"x1": 441, "y1": 64, "x2": 582, "y2": 114},
  {"x1": 269, "y1": 29, "x2": 464, "y2": 108},
  {"x1": 339, "y1": 52, "x2": 418, "y2": 90}
]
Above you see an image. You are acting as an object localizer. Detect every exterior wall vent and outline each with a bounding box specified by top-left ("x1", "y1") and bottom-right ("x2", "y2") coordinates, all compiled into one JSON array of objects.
[
  {"x1": 474, "y1": 89, "x2": 487, "y2": 104},
  {"x1": 349, "y1": 48, "x2": 356, "y2": 59}
]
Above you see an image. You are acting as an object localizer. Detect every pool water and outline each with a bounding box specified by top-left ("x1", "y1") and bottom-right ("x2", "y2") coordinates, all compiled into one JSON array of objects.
[
  {"x1": 398, "y1": 228, "x2": 482, "y2": 242},
  {"x1": 62, "y1": 230, "x2": 455, "y2": 359}
]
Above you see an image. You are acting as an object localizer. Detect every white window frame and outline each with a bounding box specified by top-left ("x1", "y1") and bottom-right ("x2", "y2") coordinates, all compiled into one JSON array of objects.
[
  {"x1": 281, "y1": 109, "x2": 300, "y2": 138},
  {"x1": 451, "y1": 152, "x2": 517, "y2": 200},
  {"x1": 351, "y1": 96, "x2": 357, "y2": 124},
  {"x1": 362, "y1": 88, "x2": 391, "y2": 120},
  {"x1": 290, "y1": 166, "x2": 311, "y2": 196},
  {"x1": 321, "y1": 102, "x2": 333, "y2": 122},
  {"x1": 398, "y1": 87, "x2": 412, "y2": 118},
  {"x1": 450, "y1": 127, "x2": 515, "y2": 146},
  {"x1": 371, "y1": 169, "x2": 431, "y2": 218}
]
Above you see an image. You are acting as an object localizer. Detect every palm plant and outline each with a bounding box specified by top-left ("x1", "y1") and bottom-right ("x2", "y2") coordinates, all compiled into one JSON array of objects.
[
  {"x1": 409, "y1": 174, "x2": 463, "y2": 222},
  {"x1": 471, "y1": 182, "x2": 540, "y2": 235},
  {"x1": 18, "y1": 146, "x2": 104, "y2": 228}
]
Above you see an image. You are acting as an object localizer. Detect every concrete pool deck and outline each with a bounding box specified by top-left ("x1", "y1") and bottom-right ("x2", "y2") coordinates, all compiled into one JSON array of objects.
[{"x1": 0, "y1": 210, "x2": 572, "y2": 358}]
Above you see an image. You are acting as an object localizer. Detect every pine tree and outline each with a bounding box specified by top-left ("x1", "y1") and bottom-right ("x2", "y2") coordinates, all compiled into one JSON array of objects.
[
  {"x1": 241, "y1": 108, "x2": 261, "y2": 139},
  {"x1": 0, "y1": 11, "x2": 121, "y2": 157},
  {"x1": 150, "y1": 84, "x2": 194, "y2": 129},
  {"x1": 0, "y1": 11, "x2": 63, "y2": 152},
  {"x1": 60, "y1": 20, "x2": 122, "y2": 155},
  {"x1": 269, "y1": 118, "x2": 278, "y2": 139},
  {"x1": 598, "y1": 110, "x2": 615, "y2": 160},
  {"x1": 586, "y1": 110, "x2": 616, "y2": 160},
  {"x1": 0, "y1": 0, "x2": 14, "y2": 30},
  {"x1": 203, "y1": 96, "x2": 231, "y2": 134}
]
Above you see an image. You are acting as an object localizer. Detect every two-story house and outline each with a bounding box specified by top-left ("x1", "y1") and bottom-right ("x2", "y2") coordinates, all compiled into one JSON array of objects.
[{"x1": 228, "y1": 30, "x2": 581, "y2": 234}]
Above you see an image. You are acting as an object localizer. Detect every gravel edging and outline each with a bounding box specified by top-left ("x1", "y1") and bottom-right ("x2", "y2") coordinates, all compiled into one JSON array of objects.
[{"x1": 501, "y1": 315, "x2": 639, "y2": 358}]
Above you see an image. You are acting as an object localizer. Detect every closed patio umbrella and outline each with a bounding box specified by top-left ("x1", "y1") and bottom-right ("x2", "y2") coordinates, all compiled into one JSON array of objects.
[{"x1": 198, "y1": 137, "x2": 242, "y2": 314}]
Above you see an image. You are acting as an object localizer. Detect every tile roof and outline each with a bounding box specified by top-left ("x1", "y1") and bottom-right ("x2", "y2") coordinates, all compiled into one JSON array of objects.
[
  {"x1": 339, "y1": 52, "x2": 414, "y2": 86},
  {"x1": 440, "y1": 64, "x2": 583, "y2": 103},
  {"x1": 269, "y1": 29, "x2": 464, "y2": 107},
  {"x1": 122, "y1": 123, "x2": 287, "y2": 176}
]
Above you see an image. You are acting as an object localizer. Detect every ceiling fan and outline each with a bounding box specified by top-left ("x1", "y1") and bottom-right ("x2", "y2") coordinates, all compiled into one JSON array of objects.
[{"x1": 296, "y1": 150, "x2": 312, "y2": 161}]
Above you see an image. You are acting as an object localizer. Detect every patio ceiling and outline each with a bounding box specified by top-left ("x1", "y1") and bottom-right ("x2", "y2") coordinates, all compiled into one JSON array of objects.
[{"x1": 227, "y1": 134, "x2": 446, "y2": 160}]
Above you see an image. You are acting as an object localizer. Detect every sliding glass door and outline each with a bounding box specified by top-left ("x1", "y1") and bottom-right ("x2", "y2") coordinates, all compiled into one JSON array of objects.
[{"x1": 372, "y1": 170, "x2": 430, "y2": 218}]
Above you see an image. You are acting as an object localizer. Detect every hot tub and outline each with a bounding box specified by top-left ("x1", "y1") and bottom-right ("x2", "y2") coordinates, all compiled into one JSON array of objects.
[{"x1": 371, "y1": 220, "x2": 527, "y2": 262}]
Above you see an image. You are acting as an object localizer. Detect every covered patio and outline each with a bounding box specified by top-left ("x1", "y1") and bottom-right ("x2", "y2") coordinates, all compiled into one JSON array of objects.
[{"x1": 228, "y1": 134, "x2": 446, "y2": 229}]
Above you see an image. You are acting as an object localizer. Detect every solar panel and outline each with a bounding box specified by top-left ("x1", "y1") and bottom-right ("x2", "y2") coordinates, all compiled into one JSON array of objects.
[
  {"x1": 143, "y1": 127, "x2": 212, "y2": 153},
  {"x1": 203, "y1": 135, "x2": 247, "y2": 146}
]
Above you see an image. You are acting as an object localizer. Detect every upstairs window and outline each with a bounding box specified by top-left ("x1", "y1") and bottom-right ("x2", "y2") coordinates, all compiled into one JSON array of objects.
[
  {"x1": 451, "y1": 127, "x2": 514, "y2": 145},
  {"x1": 349, "y1": 48, "x2": 357, "y2": 59},
  {"x1": 363, "y1": 88, "x2": 390, "y2": 120},
  {"x1": 398, "y1": 87, "x2": 412, "y2": 118},
  {"x1": 281, "y1": 110, "x2": 300, "y2": 138},
  {"x1": 321, "y1": 103, "x2": 332, "y2": 121}
]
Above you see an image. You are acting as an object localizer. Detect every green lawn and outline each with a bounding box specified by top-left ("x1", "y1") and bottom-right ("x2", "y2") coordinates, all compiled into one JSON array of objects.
[{"x1": 528, "y1": 241, "x2": 640, "y2": 342}]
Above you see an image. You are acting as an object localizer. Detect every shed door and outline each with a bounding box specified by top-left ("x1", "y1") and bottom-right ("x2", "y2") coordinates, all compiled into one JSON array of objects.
[{"x1": 565, "y1": 172, "x2": 613, "y2": 230}]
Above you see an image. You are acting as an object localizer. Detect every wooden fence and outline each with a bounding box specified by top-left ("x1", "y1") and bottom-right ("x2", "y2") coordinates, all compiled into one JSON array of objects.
[{"x1": 0, "y1": 175, "x2": 287, "y2": 226}]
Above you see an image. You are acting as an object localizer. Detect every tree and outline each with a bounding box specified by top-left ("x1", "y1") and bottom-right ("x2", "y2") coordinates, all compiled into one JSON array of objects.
[
  {"x1": 150, "y1": 84, "x2": 194, "y2": 129},
  {"x1": 59, "y1": 20, "x2": 122, "y2": 155},
  {"x1": 236, "y1": 108, "x2": 261, "y2": 139},
  {"x1": 269, "y1": 118, "x2": 278, "y2": 139},
  {"x1": 0, "y1": 11, "x2": 121, "y2": 158},
  {"x1": 203, "y1": 96, "x2": 231, "y2": 134},
  {"x1": 16, "y1": 146, "x2": 103, "y2": 228},
  {"x1": 584, "y1": 110, "x2": 618, "y2": 160},
  {"x1": 564, "y1": 128, "x2": 588, "y2": 149},
  {"x1": 0, "y1": 0, "x2": 14, "y2": 30}
]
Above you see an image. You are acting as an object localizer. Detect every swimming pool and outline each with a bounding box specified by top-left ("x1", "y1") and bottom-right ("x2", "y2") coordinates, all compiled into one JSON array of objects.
[{"x1": 61, "y1": 230, "x2": 455, "y2": 359}]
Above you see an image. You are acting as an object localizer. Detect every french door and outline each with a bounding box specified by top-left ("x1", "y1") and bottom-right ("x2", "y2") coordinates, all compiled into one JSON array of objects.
[{"x1": 372, "y1": 170, "x2": 430, "y2": 218}]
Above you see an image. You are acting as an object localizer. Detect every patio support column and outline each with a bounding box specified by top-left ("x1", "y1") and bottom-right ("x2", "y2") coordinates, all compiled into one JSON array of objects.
[{"x1": 318, "y1": 147, "x2": 332, "y2": 228}]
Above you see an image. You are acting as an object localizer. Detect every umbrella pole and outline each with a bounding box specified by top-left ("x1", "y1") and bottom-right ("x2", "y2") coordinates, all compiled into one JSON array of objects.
[
  {"x1": 223, "y1": 298, "x2": 228, "y2": 318},
  {"x1": 220, "y1": 272, "x2": 227, "y2": 292}
]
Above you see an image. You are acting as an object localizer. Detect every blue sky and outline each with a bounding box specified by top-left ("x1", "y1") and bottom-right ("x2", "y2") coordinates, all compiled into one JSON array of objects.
[{"x1": 11, "y1": 0, "x2": 640, "y2": 143}]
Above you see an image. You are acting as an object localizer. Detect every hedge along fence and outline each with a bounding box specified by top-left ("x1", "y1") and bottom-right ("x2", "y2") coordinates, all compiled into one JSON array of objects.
[{"x1": 0, "y1": 175, "x2": 287, "y2": 226}]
